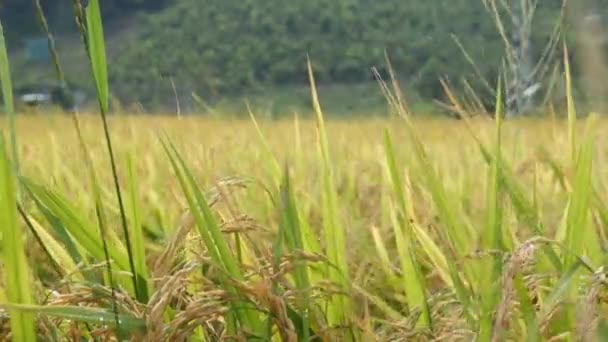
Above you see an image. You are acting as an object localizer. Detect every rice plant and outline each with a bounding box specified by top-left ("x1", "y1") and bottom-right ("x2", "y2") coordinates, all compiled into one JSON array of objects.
[{"x1": 0, "y1": 1, "x2": 607, "y2": 341}]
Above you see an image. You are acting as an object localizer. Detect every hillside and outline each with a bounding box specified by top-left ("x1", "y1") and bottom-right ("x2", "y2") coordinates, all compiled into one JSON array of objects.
[
  {"x1": 111, "y1": 0, "x2": 502, "y2": 109},
  {"x1": 109, "y1": 0, "x2": 571, "y2": 111},
  {"x1": 1, "y1": 0, "x2": 574, "y2": 113}
]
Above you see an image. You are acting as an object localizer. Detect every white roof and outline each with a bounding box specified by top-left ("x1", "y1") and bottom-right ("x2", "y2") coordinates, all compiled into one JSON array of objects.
[{"x1": 20, "y1": 93, "x2": 51, "y2": 102}]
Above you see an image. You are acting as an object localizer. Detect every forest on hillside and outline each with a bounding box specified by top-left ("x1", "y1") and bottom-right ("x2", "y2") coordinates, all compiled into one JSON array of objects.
[{"x1": 0, "y1": 0, "x2": 601, "y2": 112}]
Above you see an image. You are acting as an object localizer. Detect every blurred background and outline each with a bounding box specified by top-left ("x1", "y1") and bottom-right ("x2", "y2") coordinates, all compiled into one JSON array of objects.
[{"x1": 0, "y1": 0, "x2": 605, "y2": 117}]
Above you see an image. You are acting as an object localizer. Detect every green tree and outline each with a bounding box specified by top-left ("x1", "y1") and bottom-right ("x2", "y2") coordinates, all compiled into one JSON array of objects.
[{"x1": 111, "y1": 0, "x2": 511, "y2": 105}]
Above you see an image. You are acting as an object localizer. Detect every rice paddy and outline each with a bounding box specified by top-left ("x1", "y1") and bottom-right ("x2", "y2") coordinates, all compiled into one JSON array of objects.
[
  {"x1": 1, "y1": 0, "x2": 608, "y2": 340},
  {"x1": 1, "y1": 107, "x2": 607, "y2": 340}
]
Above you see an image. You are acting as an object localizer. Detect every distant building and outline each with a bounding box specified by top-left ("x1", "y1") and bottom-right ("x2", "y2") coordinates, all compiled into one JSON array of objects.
[
  {"x1": 20, "y1": 92, "x2": 51, "y2": 105},
  {"x1": 16, "y1": 81, "x2": 85, "y2": 112}
]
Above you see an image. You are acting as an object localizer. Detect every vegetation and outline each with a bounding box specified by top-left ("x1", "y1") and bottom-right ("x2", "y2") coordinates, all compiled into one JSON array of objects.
[
  {"x1": 111, "y1": 0, "x2": 566, "y2": 106},
  {"x1": 3, "y1": 81, "x2": 608, "y2": 340},
  {"x1": 0, "y1": 0, "x2": 576, "y2": 111},
  {"x1": 0, "y1": 0, "x2": 166, "y2": 38},
  {"x1": 2, "y1": 0, "x2": 608, "y2": 341}
]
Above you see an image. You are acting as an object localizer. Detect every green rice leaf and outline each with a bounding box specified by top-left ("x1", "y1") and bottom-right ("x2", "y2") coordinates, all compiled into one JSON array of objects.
[
  {"x1": 278, "y1": 166, "x2": 312, "y2": 340},
  {"x1": 126, "y1": 153, "x2": 151, "y2": 303},
  {"x1": 513, "y1": 273, "x2": 539, "y2": 342},
  {"x1": 383, "y1": 130, "x2": 431, "y2": 328},
  {"x1": 85, "y1": 0, "x2": 109, "y2": 113},
  {"x1": 0, "y1": 21, "x2": 19, "y2": 175},
  {"x1": 307, "y1": 58, "x2": 353, "y2": 334},
  {"x1": 564, "y1": 115, "x2": 596, "y2": 268},
  {"x1": 25, "y1": 215, "x2": 84, "y2": 281},
  {"x1": 540, "y1": 260, "x2": 584, "y2": 322},
  {"x1": 563, "y1": 44, "x2": 576, "y2": 163},
  {"x1": 0, "y1": 135, "x2": 35, "y2": 341},
  {"x1": 478, "y1": 81, "x2": 505, "y2": 341},
  {"x1": 2, "y1": 303, "x2": 145, "y2": 333},
  {"x1": 22, "y1": 180, "x2": 131, "y2": 275}
]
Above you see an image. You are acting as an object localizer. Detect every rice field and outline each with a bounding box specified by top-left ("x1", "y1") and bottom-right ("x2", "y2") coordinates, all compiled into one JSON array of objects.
[
  {"x1": 1, "y1": 107, "x2": 608, "y2": 341},
  {"x1": 2, "y1": 0, "x2": 608, "y2": 341}
]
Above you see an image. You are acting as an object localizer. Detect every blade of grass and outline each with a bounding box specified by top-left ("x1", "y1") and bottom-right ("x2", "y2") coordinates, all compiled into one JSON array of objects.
[
  {"x1": 383, "y1": 130, "x2": 431, "y2": 328},
  {"x1": 2, "y1": 304, "x2": 145, "y2": 334},
  {"x1": 126, "y1": 153, "x2": 151, "y2": 303},
  {"x1": 278, "y1": 165, "x2": 311, "y2": 340},
  {"x1": 269, "y1": 176, "x2": 287, "y2": 339},
  {"x1": 540, "y1": 259, "x2": 584, "y2": 333},
  {"x1": 65, "y1": 1, "x2": 128, "y2": 330},
  {"x1": 370, "y1": 225, "x2": 397, "y2": 281},
  {"x1": 479, "y1": 79, "x2": 506, "y2": 341},
  {"x1": 0, "y1": 21, "x2": 19, "y2": 175},
  {"x1": 513, "y1": 273, "x2": 539, "y2": 342},
  {"x1": 561, "y1": 115, "x2": 597, "y2": 331},
  {"x1": 83, "y1": 0, "x2": 139, "y2": 302},
  {"x1": 85, "y1": 0, "x2": 108, "y2": 114},
  {"x1": 0, "y1": 135, "x2": 35, "y2": 341},
  {"x1": 295, "y1": 201, "x2": 324, "y2": 288},
  {"x1": 352, "y1": 284, "x2": 405, "y2": 322},
  {"x1": 401, "y1": 172, "x2": 465, "y2": 302},
  {"x1": 22, "y1": 180, "x2": 133, "y2": 278},
  {"x1": 24, "y1": 184, "x2": 91, "y2": 277},
  {"x1": 22, "y1": 212, "x2": 83, "y2": 281},
  {"x1": 564, "y1": 43, "x2": 576, "y2": 164},
  {"x1": 485, "y1": 79, "x2": 506, "y2": 252},
  {"x1": 564, "y1": 115, "x2": 596, "y2": 268},
  {"x1": 18, "y1": 205, "x2": 66, "y2": 279},
  {"x1": 307, "y1": 57, "x2": 353, "y2": 334}
]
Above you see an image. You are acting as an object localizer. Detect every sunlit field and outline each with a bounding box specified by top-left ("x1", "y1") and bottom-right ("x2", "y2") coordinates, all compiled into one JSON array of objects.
[
  {"x1": 11, "y1": 114, "x2": 587, "y2": 237},
  {"x1": 2, "y1": 1, "x2": 608, "y2": 340},
  {"x1": 2, "y1": 110, "x2": 608, "y2": 340}
]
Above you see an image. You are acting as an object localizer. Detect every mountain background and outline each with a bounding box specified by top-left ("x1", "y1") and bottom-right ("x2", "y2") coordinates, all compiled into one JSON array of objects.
[{"x1": 0, "y1": 0, "x2": 597, "y2": 116}]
